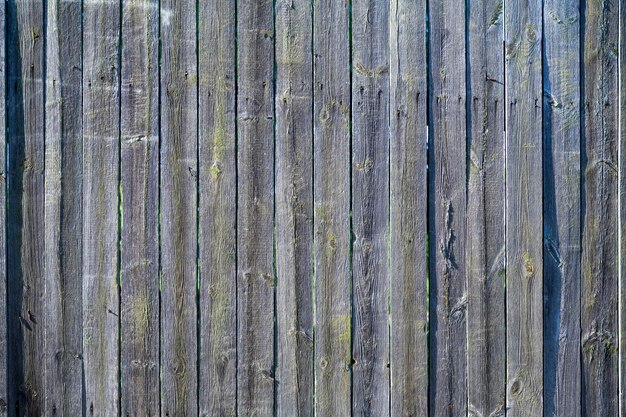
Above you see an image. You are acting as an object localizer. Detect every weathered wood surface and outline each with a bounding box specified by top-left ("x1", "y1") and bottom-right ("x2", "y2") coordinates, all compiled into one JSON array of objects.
[
  {"x1": 160, "y1": 0, "x2": 198, "y2": 415},
  {"x1": 620, "y1": 2, "x2": 626, "y2": 415},
  {"x1": 0, "y1": 1, "x2": 7, "y2": 415},
  {"x1": 275, "y1": 0, "x2": 314, "y2": 416},
  {"x1": 505, "y1": 0, "x2": 543, "y2": 415},
  {"x1": 120, "y1": 1, "x2": 160, "y2": 416},
  {"x1": 198, "y1": 0, "x2": 237, "y2": 416},
  {"x1": 581, "y1": 0, "x2": 619, "y2": 415},
  {"x1": 389, "y1": 0, "x2": 428, "y2": 415},
  {"x1": 82, "y1": 0, "x2": 120, "y2": 415},
  {"x1": 44, "y1": 0, "x2": 83, "y2": 415},
  {"x1": 466, "y1": 0, "x2": 506, "y2": 416},
  {"x1": 236, "y1": 0, "x2": 275, "y2": 415},
  {"x1": 543, "y1": 0, "x2": 581, "y2": 416},
  {"x1": 428, "y1": 0, "x2": 467, "y2": 415}
]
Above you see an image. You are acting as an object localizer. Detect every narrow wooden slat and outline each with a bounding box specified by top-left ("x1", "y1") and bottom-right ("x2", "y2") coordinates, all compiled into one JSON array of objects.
[
  {"x1": 312, "y1": 0, "x2": 351, "y2": 415},
  {"x1": 428, "y1": 0, "x2": 467, "y2": 415},
  {"x1": 82, "y1": 0, "x2": 120, "y2": 414},
  {"x1": 160, "y1": 1, "x2": 198, "y2": 415},
  {"x1": 620, "y1": 1, "x2": 626, "y2": 414},
  {"x1": 236, "y1": 0, "x2": 275, "y2": 414},
  {"x1": 275, "y1": 0, "x2": 314, "y2": 415},
  {"x1": 6, "y1": 0, "x2": 46, "y2": 415},
  {"x1": 120, "y1": 1, "x2": 159, "y2": 415},
  {"x1": 198, "y1": 0, "x2": 237, "y2": 415},
  {"x1": 581, "y1": 0, "x2": 619, "y2": 414},
  {"x1": 389, "y1": 0, "x2": 428, "y2": 414},
  {"x1": 542, "y1": 0, "x2": 581, "y2": 415},
  {"x1": 466, "y1": 0, "x2": 505, "y2": 416},
  {"x1": 0, "y1": 1, "x2": 7, "y2": 414},
  {"x1": 505, "y1": 0, "x2": 543, "y2": 415},
  {"x1": 44, "y1": 0, "x2": 83, "y2": 415}
]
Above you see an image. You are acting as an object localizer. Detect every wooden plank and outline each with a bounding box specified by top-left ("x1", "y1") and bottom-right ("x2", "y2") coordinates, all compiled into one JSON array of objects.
[
  {"x1": 466, "y1": 0, "x2": 505, "y2": 416},
  {"x1": 389, "y1": 0, "x2": 428, "y2": 415},
  {"x1": 312, "y1": 0, "x2": 351, "y2": 415},
  {"x1": 236, "y1": 0, "x2": 275, "y2": 414},
  {"x1": 0, "y1": 1, "x2": 7, "y2": 415},
  {"x1": 505, "y1": 0, "x2": 543, "y2": 415},
  {"x1": 542, "y1": 0, "x2": 581, "y2": 416},
  {"x1": 82, "y1": 0, "x2": 120, "y2": 414},
  {"x1": 198, "y1": 0, "x2": 237, "y2": 415},
  {"x1": 428, "y1": 0, "x2": 467, "y2": 415},
  {"x1": 6, "y1": 0, "x2": 46, "y2": 415},
  {"x1": 275, "y1": 0, "x2": 314, "y2": 416},
  {"x1": 44, "y1": 0, "x2": 84, "y2": 415},
  {"x1": 159, "y1": 0, "x2": 198, "y2": 415},
  {"x1": 620, "y1": 1, "x2": 626, "y2": 414},
  {"x1": 581, "y1": 0, "x2": 619, "y2": 414},
  {"x1": 120, "y1": 1, "x2": 159, "y2": 415}
]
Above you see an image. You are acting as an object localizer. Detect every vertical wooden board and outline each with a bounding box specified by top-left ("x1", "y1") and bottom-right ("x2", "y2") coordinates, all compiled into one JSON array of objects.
[
  {"x1": 44, "y1": 0, "x2": 84, "y2": 415},
  {"x1": 428, "y1": 0, "x2": 467, "y2": 415},
  {"x1": 466, "y1": 0, "x2": 505, "y2": 416},
  {"x1": 620, "y1": 1, "x2": 626, "y2": 414},
  {"x1": 160, "y1": 0, "x2": 198, "y2": 415},
  {"x1": 389, "y1": 0, "x2": 428, "y2": 415},
  {"x1": 505, "y1": 0, "x2": 543, "y2": 415},
  {"x1": 542, "y1": 0, "x2": 581, "y2": 416},
  {"x1": 6, "y1": 0, "x2": 46, "y2": 415},
  {"x1": 275, "y1": 0, "x2": 314, "y2": 416},
  {"x1": 120, "y1": 1, "x2": 159, "y2": 416},
  {"x1": 312, "y1": 0, "x2": 351, "y2": 415},
  {"x1": 82, "y1": 0, "x2": 120, "y2": 415},
  {"x1": 0, "y1": 1, "x2": 6, "y2": 415},
  {"x1": 198, "y1": 0, "x2": 237, "y2": 415},
  {"x1": 581, "y1": 0, "x2": 619, "y2": 415},
  {"x1": 236, "y1": 0, "x2": 275, "y2": 414}
]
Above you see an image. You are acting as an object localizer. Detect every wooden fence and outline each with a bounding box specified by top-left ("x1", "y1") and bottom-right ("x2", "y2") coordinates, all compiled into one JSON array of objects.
[{"x1": 0, "y1": 0, "x2": 625, "y2": 416}]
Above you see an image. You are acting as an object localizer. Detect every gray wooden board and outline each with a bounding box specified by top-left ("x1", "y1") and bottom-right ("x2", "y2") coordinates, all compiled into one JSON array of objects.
[
  {"x1": 198, "y1": 0, "x2": 238, "y2": 415},
  {"x1": 275, "y1": 0, "x2": 314, "y2": 416},
  {"x1": 312, "y1": 0, "x2": 352, "y2": 414},
  {"x1": 6, "y1": 1, "x2": 46, "y2": 415},
  {"x1": 159, "y1": 0, "x2": 198, "y2": 415},
  {"x1": 428, "y1": 0, "x2": 468, "y2": 415},
  {"x1": 0, "y1": 1, "x2": 7, "y2": 415},
  {"x1": 620, "y1": 1, "x2": 626, "y2": 415},
  {"x1": 44, "y1": 0, "x2": 84, "y2": 415},
  {"x1": 120, "y1": 1, "x2": 160, "y2": 415},
  {"x1": 581, "y1": 0, "x2": 619, "y2": 415},
  {"x1": 542, "y1": 0, "x2": 581, "y2": 416},
  {"x1": 389, "y1": 0, "x2": 428, "y2": 415}
]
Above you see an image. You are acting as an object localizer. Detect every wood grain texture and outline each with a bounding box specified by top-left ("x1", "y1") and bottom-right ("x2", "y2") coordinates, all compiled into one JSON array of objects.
[
  {"x1": 505, "y1": 0, "x2": 543, "y2": 415},
  {"x1": 6, "y1": 0, "x2": 46, "y2": 415},
  {"x1": 82, "y1": 0, "x2": 120, "y2": 415},
  {"x1": 160, "y1": 0, "x2": 198, "y2": 415},
  {"x1": 120, "y1": 1, "x2": 160, "y2": 415},
  {"x1": 236, "y1": 0, "x2": 275, "y2": 414},
  {"x1": 389, "y1": 0, "x2": 428, "y2": 415},
  {"x1": 44, "y1": 0, "x2": 83, "y2": 415},
  {"x1": 275, "y1": 0, "x2": 314, "y2": 416},
  {"x1": 542, "y1": 0, "x2": 581, "y2": 415},
  {"x1": 0, "y1": 1, "x2": 6, "y2": 415},
  {"x1": 581, "y1": 0, "x2": 619, "y2": 415},
  {"x1": 428, "y1": 0, "x2": 467, "y2": 415},
  {"x1": 620, "y1": 2, "x2": 626, "y2": 415},
  {"x1": 198, "y1": 0, "x2": 237, "y2": 416},
  {"x1": 466, "y1": 0, "x2": 505, "y2": 416},
  {"x1": 312, "y1": 0, "x2": 351, "y2": 414}
]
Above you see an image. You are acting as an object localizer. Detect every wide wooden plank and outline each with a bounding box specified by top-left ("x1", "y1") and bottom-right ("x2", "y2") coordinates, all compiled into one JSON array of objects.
[
  {"x1": 542, "y1": 0, "x2": 581, "y2": 416},
  {"x1": 0, "y1": 1, "x2": 7, "y2": 415},
  {"x1": 505, "y1": 0, "x2": 543, "y2": 415},
  {"x1": 581, "y1": 0, "x2": 619, "y2": 415},
  {"x1": 6, "y1": 0, "x2": 46, "y2": 415},
  {"x1": 198, "y1": 0, "x2": 237, "y2": 415},
  {"x1": 236, "y1": 0, "x2": 275, "y2": 414},
  {"x1": 389, "y1": 0, "x2": 428, "y2": 415},
  {"x1": 466, "y1": 0, "x2": 505, "y2": 416},
  {"x1": 120, "y1": 1, "x2": 160, "y2": 415},
  {"x1": 44, "y1": 0, "x2": 83, "y2": 415},
  {"x1": 160, "y1": 1, "x2": 198, "y2": 415},
  {"x1": 428, "y1": 0, "x2": 467, "y2": 415},
  {"x1": 82, "y1": 0, "x2": 120, "y2": 415},
  {"x1": 275, "y1": 1, "x2": 314, "y2": 416},
  {"x1": 312, "y1": 0, "x2": 351, "y2": 415}
]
